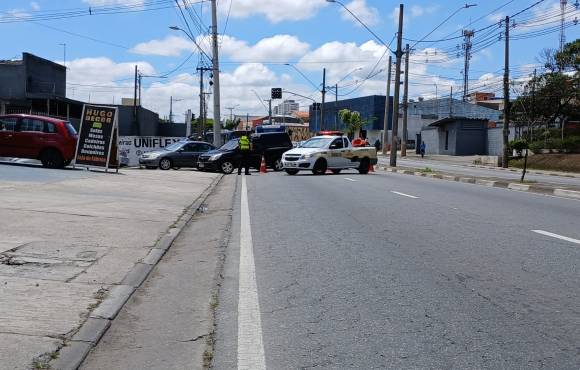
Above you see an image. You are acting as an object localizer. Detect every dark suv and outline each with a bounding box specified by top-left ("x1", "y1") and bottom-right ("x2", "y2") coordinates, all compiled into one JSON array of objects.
[
  {"x1": 0, "y1": 114, "x2": 78, "y2": 168},
  {"x1": 197, "y1": 132, "x2": 293, "y2": 174}
]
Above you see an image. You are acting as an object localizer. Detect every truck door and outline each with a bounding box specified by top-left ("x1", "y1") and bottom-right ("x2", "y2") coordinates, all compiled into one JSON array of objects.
[{"x1": 327, "y1": 138, "x2": 344, "y2": 168}]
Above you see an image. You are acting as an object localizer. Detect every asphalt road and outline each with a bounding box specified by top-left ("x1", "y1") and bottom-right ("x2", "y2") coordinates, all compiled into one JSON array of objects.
[
  {"x1": 378, "y1": 156, "x2": 580, "y2": 187},
  {"x1": 214, "y1": 169, "x2": 580, "y2": 370}
]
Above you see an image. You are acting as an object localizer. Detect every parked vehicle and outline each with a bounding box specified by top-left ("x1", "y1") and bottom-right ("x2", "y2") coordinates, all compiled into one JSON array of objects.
[
  {"x1": 0, "y1": 114, "x2": 78, "y2": 168},
  {"x1": 281, "y1": 135, "x2": 377, "y2": 175},
  {"x1": 197, "y1": 132, "x2": 293, "y2": 174},
  {"x1": 139, "y1": 141, "x2": 215, "y2": 170}
]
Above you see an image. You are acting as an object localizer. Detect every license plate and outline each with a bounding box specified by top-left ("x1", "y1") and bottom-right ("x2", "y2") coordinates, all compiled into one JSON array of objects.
[
  {"x1": 198, "y1": 163, "x2": 204, "y2": 168},
  {"x1": 285, "y1": 162, "x2": 297, "y2": 167}
]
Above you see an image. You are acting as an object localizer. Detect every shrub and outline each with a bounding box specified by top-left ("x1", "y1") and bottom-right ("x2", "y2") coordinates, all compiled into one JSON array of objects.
[
  {"x1": 509, "y1": 139, "x2": 529, "y2": 156},
  {"x1": 562, "y1": 136, "x2": 580, "y2": 153},
  {"x1": 529, "y1": 141, "x2": 543, "y2": 154}
]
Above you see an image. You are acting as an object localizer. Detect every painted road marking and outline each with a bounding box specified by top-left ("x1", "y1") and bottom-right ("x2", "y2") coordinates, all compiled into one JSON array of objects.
[
  {"x1": 238, "y1": 175, "x2": 266, "y2": 370},
  {"x1": 391, "y1": 191, "x2": 419, "y2": 199},
  {"x1": 532, "y1": 230, "x2": 580, "y2": 245},
  {"x1": 344, "y1": 178, "x2": 358, "y2": 182}
]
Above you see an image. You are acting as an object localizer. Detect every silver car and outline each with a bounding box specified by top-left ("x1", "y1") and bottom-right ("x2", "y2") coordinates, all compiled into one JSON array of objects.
[{"x1": 139, "y1": 141, "x2": 215, "y2": 170}]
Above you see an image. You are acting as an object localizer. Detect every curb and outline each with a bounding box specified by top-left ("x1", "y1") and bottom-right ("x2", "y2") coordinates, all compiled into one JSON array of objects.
[
  {"x1": 377, "y1": 165, "x2": 580, "y2": 201},
  {"x1": 49, "y1": 174, "x2": 224, "y2": 370}
]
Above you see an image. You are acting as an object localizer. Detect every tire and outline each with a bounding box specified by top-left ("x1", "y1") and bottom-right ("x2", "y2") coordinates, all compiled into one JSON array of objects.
[
  {"x1": 331, "y1": 169, "x2": 342, "y2": 175},
  {"x1": 221, "y1": 161, "x2": 234, "y2": 174},
  {"x1": 358, "y1": 158, "x2": 370, "y2": 174},
  {"x1": 273, "y1": 158, "x2": 284, "y2": 171},
  {"x1": 285, "y1": 169, "x2": 299, "y2": 175},
  {"x1": 312, "y1": 159, "x2": 327, "y2": 175},
  {"x1": 159, "y1": 158, "x2": 172, "y2": 170},
  {"x1": 40, "y1": 149, "x2": 64, "y2": 169}
]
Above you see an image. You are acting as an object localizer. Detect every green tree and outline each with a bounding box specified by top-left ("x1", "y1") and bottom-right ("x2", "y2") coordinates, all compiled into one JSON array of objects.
[
  {"x1": 338, "y1": 109, "x2": 376, "y2": 137},
  {"x1": 224, "y1": 118, "x2": 241, "y2": 131},
  {"x1": 512, "y1": 39, "x2": 579, "y2": 140}
]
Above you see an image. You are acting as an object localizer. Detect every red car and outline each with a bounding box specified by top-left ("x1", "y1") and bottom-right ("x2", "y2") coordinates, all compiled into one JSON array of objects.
[{"x1": 0, "y1": 114, "x2": 78, "y2": 168}]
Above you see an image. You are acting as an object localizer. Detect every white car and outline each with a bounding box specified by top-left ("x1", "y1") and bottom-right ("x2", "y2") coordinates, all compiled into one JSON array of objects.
[{"x1": 282, "y1": 135, "x2": 377, "y2": 175}]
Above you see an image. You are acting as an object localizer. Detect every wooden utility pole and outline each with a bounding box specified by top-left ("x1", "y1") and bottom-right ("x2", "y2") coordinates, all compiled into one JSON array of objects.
[
  {"x1": 502, "y1": 16, "x2": 510, "y2": 168},
  {"x1": 390, "y1": 4, "x2": 404, "y2": 167},
  {"x1": 382, "y1": 55, "x2": 392, "y2": 155},
  {"x1": 401, "y1": 44, "x2": 410, "y2": 157}
]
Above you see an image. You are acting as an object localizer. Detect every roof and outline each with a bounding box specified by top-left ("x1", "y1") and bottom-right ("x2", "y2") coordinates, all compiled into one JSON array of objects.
[{"x1": 428, "y1": 117, "x2": 488, "y2": 127}]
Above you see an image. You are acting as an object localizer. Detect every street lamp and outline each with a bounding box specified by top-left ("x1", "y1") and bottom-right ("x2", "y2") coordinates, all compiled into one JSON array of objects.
[{"x1": 168, "y1": 26, "x2": 212, "y2": 62}]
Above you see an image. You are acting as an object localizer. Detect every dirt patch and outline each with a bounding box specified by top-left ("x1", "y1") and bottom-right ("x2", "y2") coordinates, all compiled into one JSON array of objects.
[{"x1": 510, "y1": 154, "x2": 580, "y2": 173}]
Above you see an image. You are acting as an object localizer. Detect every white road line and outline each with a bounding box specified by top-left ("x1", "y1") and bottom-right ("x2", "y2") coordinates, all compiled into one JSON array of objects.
[
  {"x1": 238, "y1": 175, "x2": 266, "y2": 370},
  {"x1": 344, "y1": 177, "x2": 358, "y2": 182},
  {"x1": 531, "y1": 230, "x2": 580, "y2": 245},
  {"x1": 391, "y1": 191, "x2": 419, "y2": 199}
]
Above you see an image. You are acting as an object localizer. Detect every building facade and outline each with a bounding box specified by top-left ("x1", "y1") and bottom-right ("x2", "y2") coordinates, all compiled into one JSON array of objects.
[{"x1": 273, "y1": 99, "x2": 299, "y2": 115}]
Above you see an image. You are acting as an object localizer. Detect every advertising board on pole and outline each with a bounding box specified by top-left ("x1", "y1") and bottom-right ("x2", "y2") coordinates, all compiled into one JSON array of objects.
[{"x1": 75, "y1": 104, "x2": 119, "y2": 171}]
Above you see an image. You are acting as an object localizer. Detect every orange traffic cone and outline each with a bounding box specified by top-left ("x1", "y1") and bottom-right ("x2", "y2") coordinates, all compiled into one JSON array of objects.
[{"x1": 260, "y1": 156, "x2": 267, "y2": 173}]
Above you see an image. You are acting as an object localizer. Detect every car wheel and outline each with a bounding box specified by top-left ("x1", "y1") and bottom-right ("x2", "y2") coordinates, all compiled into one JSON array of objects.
[
  {"x1": 285, "y1": 169, "x2": 299, "y2": 175},
  {"x1": 159, "y1": 158, "x2": 172, "y2": 170},
  {"x1": 312, "y1": 159, "x2": 327, "y2": 175},
  {"x1": 331, "y1": 169, "x2": 342, "y2": 174},
  {"x1": 40, "y1": 149, "x2": 64, "y2": 169},
  {"x1": 273, "y1": 158, "x2": 284, "y2": 171},
  {"x1": 358, "y1": 158, "x2": 370, "y2": 174},
  {"x1": 221, "y1": 161, "x2": 234, "y2": 174}
]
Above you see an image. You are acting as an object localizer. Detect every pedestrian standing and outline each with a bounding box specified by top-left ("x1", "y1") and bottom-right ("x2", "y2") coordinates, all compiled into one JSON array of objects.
[
  {"x1": 420, "y1": 141, "x2": 426, "y2": 158},
  {"x1": 374, "y1": 138, "x2": 381, "y2": 152},
  {"x1": 238, "y1": 134, "x2": 251, "y2": 175}
]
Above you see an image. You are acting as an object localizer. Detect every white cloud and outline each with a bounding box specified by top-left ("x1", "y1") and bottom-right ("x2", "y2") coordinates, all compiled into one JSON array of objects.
[
  {"x1": 218, "y1": 0, "x2": 328, "y2": 23},
  {"x1": 132, "y1": 34, "x2": 310, "y2": 62},
  {"x1": 0, "y1": 9, "x2": 30, "y2": 20},
  {"x1": 131, "y1": 35, "x2": 196, "y2": 57},
  {"x1": 30, "y1": 2, "x2": 40, "y2": 11},
  {"x1": 340, "y1": 0, "x2": 379, "y2": 26},
  {"x1": 390, "y1": 4, "x2": 438, "y2": 25}
]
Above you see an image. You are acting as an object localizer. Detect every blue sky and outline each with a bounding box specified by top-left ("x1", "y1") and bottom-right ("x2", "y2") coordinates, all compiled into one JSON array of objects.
[{"x1": 1, "y1": 0, "x2": 578, "y2": 119}]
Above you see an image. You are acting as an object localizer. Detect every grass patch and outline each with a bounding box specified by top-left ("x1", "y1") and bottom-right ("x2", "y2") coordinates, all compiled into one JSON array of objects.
[
  {"x1": 510, "y1": 154, "x2": 580, "y2": 173},
  {"x1": 419, "y1": 167, "x2": 434, "y2": 173}
]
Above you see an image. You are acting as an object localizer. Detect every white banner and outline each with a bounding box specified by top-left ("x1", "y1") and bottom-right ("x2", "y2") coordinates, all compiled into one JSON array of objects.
[{"x1": 118, "y1": 136, "x2": 184, "y2": 166}]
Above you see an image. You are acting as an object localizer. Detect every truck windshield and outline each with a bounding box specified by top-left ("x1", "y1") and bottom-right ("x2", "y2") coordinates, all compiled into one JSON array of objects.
[{"x1": 301, "y1": 137, "x2": 333, "y2": 148}]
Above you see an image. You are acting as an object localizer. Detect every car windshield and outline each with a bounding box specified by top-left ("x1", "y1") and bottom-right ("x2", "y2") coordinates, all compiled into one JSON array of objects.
[
  {"x1": 164, "y1": 142, "x2": 184, "y2": 151},
  {"x1": 219, "y1": 139, "x2": 239, "y2": 151},
  {"x1": 300, "y1": 137, "x2": 333, "y2": 148}
]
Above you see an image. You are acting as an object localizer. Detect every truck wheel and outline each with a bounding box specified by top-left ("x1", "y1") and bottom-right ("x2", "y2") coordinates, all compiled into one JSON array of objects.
[
  {"x1": 312, "y1": 159, "x2": 327, "y2": 175},
  {"x1": 331, "y1": 169, "x2": 342, "y2": 175},
  {"x1": 285, "y1": 169, "x2": 299, "y2": 175},
  {"x1": 40, "y1": 149, "x2": 64, "y2": 169},
  {"x1": 358, "y1": 158, "x2": 370, "y2": 174}
]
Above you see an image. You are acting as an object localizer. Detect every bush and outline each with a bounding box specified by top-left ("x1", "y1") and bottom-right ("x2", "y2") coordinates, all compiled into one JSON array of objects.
[
  {"x1": 529, "y1": 141, "x2": 544, "y2": 154},
  {"x1": 510, "y1": 139, "x2": 529, "y2": 156},
  {"x1": 547, "y1": 138, "x2": 563, "y2": 150},
  {"x1": 562, "y1": 136, "x2": 580, "y2": 153}
]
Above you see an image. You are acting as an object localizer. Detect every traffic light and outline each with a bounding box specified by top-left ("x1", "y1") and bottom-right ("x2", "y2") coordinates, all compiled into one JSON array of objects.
[
  {"x1": 271, "y1": 88, "x2": 282, "y2": 99},
  {"x1": 312, "y1": 102, "x2": 321, "y2": 111}
]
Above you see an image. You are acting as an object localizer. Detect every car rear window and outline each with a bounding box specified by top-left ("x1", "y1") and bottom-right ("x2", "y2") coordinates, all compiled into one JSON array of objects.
[{"x1": 65, "y1": 122, "x2": 77, "y2": 135}]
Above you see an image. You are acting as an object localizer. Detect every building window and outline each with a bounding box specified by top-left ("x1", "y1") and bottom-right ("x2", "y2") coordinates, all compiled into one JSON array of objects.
[{"x1": 445, "y1": 130, "x2": 449, "y2": 150}]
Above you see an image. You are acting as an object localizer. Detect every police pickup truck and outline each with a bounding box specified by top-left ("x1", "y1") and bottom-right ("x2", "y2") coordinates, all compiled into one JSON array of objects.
[{"x1": 281, "y1": 135, "x2": 378, "y2": 175}]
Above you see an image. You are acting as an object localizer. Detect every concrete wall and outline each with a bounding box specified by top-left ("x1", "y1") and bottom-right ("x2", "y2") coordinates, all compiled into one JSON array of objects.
[
  {"x1": 437, "y1": 122, "x2": 458, "y2": 155},
  {"x1": 487, "y1": 127, "x2": 504, "y2": 156},
  {"x1": 421, "y1": 128, "x2": 439, "y2": 154},
  {"x1": 24, "y1": 53, "x2": 66, "y2": 98}
]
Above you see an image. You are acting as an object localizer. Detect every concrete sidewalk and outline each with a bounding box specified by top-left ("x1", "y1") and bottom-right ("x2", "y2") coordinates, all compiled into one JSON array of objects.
[{"x1": 0, "y1": 167, "x2": 221, "y2": 370}]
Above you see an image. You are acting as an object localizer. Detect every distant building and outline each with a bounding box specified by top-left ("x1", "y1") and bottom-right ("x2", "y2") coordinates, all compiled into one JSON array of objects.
[
  {"x1": 273, "y1": 99, "x2": 299, "y2": 115},
  {"x1": 467, "y1": 91, "x2": 504, "y2": 111}
]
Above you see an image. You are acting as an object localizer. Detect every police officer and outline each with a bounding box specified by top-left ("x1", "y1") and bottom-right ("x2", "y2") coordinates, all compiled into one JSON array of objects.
[{"x1": 238, "y1": 134, "x2": 251, "y2": 175}]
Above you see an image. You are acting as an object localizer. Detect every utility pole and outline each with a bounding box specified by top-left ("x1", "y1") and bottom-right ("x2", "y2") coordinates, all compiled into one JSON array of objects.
[
  {"x1": 382, "y1": 55, "x2": 392, "y2": 155},
  {"x1": 169, "y1": 96, "x2": 173, "y2": 123},
  {"x1": 210, "y1": 0, "x2": 222, "y2": 146},
  {"x1": 462, "y1": 30, "x2": 474, "y2": 101},
  {"x1": 390, "y1": 4, "x2": 404, "y2": 167},
  {"x1": 502, "y1": 16, "x2": 510, "y2": 168},
  {"x1": 560, "y1": 0, "x2": 568, "y2": 52},
  {"x1": 198, "y1": 68, "x2": 204, "y2": 138},
  {"x1": 321, "y1": 68, "x2": 326, "y2": 131},
  {"x1": 133, "y1": 65, "x2": 138, "y2": 127},
  {"x1": 449, "y1": 86, "x2": 453, "y2": 117},
  {"x1": 268, "y1": 99, "x2": 272, "y2": 125},
  {"x1": 335, "y1": 84, "x2": 338, "y2": 130},
  {"x1": 401, "y1": 44, "x2": 410, "y2": 157}
]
